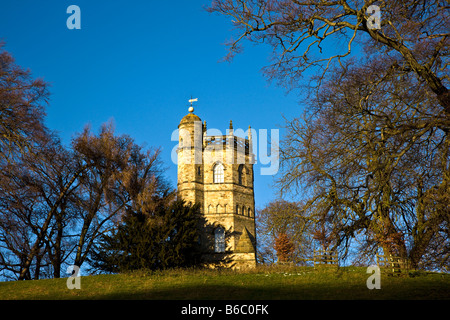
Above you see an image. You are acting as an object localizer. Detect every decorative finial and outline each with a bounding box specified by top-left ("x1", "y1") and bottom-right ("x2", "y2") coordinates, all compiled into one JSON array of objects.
[{"x1": 188, "y1": 97, "x2": 198, "y2": 113}]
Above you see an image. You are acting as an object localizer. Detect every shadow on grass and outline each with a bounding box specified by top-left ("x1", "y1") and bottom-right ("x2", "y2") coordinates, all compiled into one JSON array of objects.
[
  {"x1": 90, "y1": 281, "x2": 447, "y2": 300},
  {"x1": 94, "y1": 284, "x2": 342, "y2": 300}
]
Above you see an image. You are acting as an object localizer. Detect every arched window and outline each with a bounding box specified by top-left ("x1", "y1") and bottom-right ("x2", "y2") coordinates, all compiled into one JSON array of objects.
[
  {"x1": 236, "y1": 204, "x2": 239, "y2": 215},
  {"x1": 238, "y1": 164, "x2": 244, "y2": 185},
  {"x1": 213, "y1": 162, "x2": 224, "y2": 183},
  {"x1": 214, "y1": 227, "x2": 225, "y2": 253}
]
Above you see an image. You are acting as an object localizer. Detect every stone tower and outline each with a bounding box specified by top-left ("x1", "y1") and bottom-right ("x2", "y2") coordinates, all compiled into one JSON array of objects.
[{"x1": 177, "y1": 106, "x2": 256, "y2": 269}]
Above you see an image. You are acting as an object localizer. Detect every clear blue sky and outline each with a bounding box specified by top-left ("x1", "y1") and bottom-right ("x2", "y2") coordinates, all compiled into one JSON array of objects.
[{"x1": 0, "y1": 0, "x2": 303, "y2": 209}]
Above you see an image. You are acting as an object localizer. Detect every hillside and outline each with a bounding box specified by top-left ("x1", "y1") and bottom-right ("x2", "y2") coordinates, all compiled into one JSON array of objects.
[{"x1": 1, "y1": 266, "x2": 449, "y2": 300}]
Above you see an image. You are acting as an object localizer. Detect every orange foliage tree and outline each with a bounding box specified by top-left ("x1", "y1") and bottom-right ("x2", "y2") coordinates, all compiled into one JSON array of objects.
[{"x1": 274, "y1": 232, "x2": 295, "y2": 263}]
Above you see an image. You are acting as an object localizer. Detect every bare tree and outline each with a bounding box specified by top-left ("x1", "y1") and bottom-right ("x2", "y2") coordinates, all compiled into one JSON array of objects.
[
  {"x1": 0, "y1": 132, "x2": 83, "y2": 280},
  {"x1": 71, "y1": 122, "x2": 171, "y2": 269},
  {"x1": 0, "y1": 45, "x2": 173, "y2": 280},
  {"x1": 0, "y1": 43, "x2": 49, "y2": 161},
  {"x1": 0, "y1": 44, "x2": 81, "y2": 280},
  {"x1": 278, "y1": 54, "x2": 449, "y2": 269},
  {"x1": 0, "y1": 122, "x2": 171, "y2": 280},
  {"x1": 257, "y1": 199, "x2": 313, "y2": 264},
  {"x1": 207, "y1": 0, "x2": 449, "y2": 121}
]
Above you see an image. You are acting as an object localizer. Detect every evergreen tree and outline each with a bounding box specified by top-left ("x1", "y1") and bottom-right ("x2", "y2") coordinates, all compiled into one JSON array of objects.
[{"x1": 89, "y1": 200, "x2": 204, "y2": 273}]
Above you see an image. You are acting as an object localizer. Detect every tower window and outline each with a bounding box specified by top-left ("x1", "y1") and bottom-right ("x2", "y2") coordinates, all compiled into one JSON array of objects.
[
  {"x1": 213, "y1": 162, "x2": 224, "y2": 183},
  {"x1": 238, "y1": 164, "x2": 244, "y2": 185},
  {"x1": 214, "y1": 227, "x2": 225, "y2": 253}
]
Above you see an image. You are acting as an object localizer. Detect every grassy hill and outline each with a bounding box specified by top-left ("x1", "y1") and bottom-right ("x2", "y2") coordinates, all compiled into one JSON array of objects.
[{"x1": 0, "y1": 266, "x2": 449, "y2": 300}]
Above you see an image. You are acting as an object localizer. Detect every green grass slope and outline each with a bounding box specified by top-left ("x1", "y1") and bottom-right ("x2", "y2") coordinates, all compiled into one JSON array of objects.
[{"x1": 0, "y1": 266, "x2": 448, "y2": 300}]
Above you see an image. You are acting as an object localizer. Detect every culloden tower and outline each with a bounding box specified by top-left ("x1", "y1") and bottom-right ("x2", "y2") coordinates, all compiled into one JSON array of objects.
[{"x1": 177, "y1": 105, "x2": 256, "y2": 269}]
